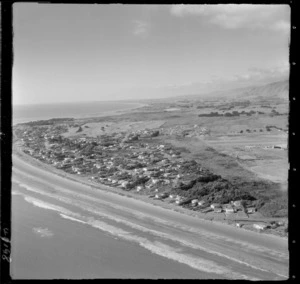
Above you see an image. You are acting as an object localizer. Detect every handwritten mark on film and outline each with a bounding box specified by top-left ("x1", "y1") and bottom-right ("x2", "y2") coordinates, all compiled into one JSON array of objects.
[{"x1": 1, "y1": 228, "x2": 12, "y2": 263}]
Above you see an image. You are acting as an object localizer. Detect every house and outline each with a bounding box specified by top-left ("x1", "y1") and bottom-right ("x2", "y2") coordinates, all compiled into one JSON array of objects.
[
  {"x1": 225, "y1": 207, "x2": 236, "y2": 213},
  {"x1": 121, "y1": 181, "x2": 129, "y2": 188},
  {"x1": 253, "y1": 224, "x2": 267, "y2": 231},
  {"x1": 246, "y1": 207, "x2": 256, "y2": 214},
  {"x1": 214, "y1": 207, "x2": 223, "y2": 213},
  {"x1": 198, "y1": 200, "x2": 206, "y2": 206},
  {"x1": 159, "y1": 192, "x2": 168, "y2": 198},
  {"x1": 136, "y1": 185, "x2": 143, "y2": 192},
  {"x1": 210, "y1": 203, "x2": 221, "y2": 209},
  {"x1": 232, "y1": 200, "x2": 244, "y2": 207}
]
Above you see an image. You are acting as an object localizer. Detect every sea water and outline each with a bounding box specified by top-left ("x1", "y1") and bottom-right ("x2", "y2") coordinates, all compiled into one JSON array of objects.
[{"x1": 13, "y1": 101, "x2": 143, "y2": 125}]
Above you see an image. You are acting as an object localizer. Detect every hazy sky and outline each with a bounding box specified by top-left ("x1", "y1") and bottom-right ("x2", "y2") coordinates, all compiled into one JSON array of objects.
[{"x1": 13, "y1": 4, "x2": 290, "y2": 105}]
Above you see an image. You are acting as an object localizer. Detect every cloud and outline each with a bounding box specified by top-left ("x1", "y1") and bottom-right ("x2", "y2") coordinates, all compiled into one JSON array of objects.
[
  {"x1": 226, "y1": 63, "x2": 289, "y2": 85},
  {"x1": 132, "y1": 20, "x2": 150, "y2": 38},
  {"x1": 156, "y1": 63, "x2": 289, "y2": 95},
  {"x1": 249, "y1": 61, "x2": 289, "y2": 75},
  {"x1": 170, "y1": 4, "x2": 290, "y2": 33}
]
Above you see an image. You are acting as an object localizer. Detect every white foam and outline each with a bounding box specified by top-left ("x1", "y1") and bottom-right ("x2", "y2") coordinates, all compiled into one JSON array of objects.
[
  {"x1": 20, "y1": 191, "x2": 256, "y2": 279},
  {"x1": 59, "y1": 214, "x2": 88, "y2": 224},
  {"x1": 61, "y1": 213, "x2": 254, "y2": 279},
  {"x1": 32, "y1": 227, "x2": 53, "y2": 238},
  {"x1": 13, "y1": 177, "x2": 287, "y2": 278},
  {"x1": 13, "y1": 172, "x2": 289, "y2": 260},
  {"x1": 24, "y1": 196, "x2": 70, "y2": 214}
]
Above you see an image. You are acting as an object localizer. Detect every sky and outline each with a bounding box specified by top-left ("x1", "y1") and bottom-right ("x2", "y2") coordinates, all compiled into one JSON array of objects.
[{"x1": 13, "y1": 4, "x2": 290, "y2": 105}]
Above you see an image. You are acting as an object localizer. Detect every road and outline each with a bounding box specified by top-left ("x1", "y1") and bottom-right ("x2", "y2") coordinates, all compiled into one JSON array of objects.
[{"x1": 11, "y1": 154, "x2": 289, "y2": 280}]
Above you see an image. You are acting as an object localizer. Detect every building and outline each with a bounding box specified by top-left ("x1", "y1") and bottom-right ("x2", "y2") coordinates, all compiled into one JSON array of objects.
[
  {"x1": 214, "y1": 208, "x2": 223, "y2": 213},
  {"x1": 253, "y1": 224, "x2": 267, "y2": 231},
  {"x1": 198, "y1": 200, "x2": 207, "y2": 206},
  {"x1": 225, "y1": 207, "x2": 236, "y2": 213},
  {"x1": 210, "y1": 203, "x2": 221, "y2": 209},
  {"x1": 246, "y1": 207, "x2": 256, "y2": 214},
  {"x1": 232, "y1": 200, "x2": 243, "y2": 207}
]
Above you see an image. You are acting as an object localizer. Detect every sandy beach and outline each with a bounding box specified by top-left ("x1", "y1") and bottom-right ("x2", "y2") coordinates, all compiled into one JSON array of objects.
[{"x1": 11, "y1": 147, "x2": 289, "y2": 279}]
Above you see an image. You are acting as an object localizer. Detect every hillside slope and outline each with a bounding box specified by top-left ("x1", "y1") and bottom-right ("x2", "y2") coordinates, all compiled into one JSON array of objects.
[{"x1": 175, "y1": 80, "x2": 289, "y2": 102}]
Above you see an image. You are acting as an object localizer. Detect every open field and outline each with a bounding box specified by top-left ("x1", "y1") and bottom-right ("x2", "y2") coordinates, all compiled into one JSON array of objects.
[
  {"x1": 62, "y1": 120, "x2": 165, "y2": 138},
  {"x1": 203, "y1": 133, "x2": 288, "y2": 186}
]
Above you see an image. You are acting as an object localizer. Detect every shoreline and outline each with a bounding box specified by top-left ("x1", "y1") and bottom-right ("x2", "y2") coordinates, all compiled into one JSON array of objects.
[
  {"x1": 12, "y1": 142, "x2": 288, "y2": 242},
  {"x1": 12, "y1": 102, "x2": 148, "y2": 126}
]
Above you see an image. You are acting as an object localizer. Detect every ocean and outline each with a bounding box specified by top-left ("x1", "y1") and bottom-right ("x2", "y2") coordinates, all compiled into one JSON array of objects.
[{"x1": 13, "y1": 101, "x2": 144, "y2": 125}]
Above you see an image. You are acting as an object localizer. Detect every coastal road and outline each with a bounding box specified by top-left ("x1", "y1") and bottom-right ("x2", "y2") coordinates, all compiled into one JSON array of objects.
[{"x1": 11, "y1": 154, "x2": 289, "y2": 280}]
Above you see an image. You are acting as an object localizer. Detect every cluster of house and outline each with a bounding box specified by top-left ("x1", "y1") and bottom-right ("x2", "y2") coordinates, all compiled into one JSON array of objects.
[
  {"x1": 16, "y1": 124, "x2": 211, "y2": 196},
  {"x1": 160, "y1": 125, "x2": 210, "y2": 137},
  {"x1": 237, "y1": 220, "x2": 286, "y2": 231},
  {"x1": 15, "y1": 122, "x2": 287, "y2": 236},
  {"x1": 245, "y1": 144, "x2": 288, "y2": 151},
  {"x1": 16, "y1": 124, "x2": 262, "y2": 215},
  {"x1": 151, "y1": 193, "x2": 258, "y2": 215}
]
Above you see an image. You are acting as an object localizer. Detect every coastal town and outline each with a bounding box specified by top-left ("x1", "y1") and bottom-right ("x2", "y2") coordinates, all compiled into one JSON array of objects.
[{"x1": 13, "y1": 118, "x2": 288, "y2": 237}]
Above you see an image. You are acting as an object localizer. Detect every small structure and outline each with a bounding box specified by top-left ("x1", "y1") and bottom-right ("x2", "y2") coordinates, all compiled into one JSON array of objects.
[
  {"x1": 246, "y1": 207, "x2": 256, "y2": 214},
  {"x1": 198, "y1": 200, "x2": 207, "y2": 206},
  {"x1": 160, "y1": 192, "x2": 169, "y2": 198},
  {"x1": 191, "y1": 199, "x2": 199, "y2": 204},
  {"x1": 136, "y1": 185, "x2": 143, "y2": 192},
  {"x1": 121, "y1": 181, "x2": 129, "y2": 188},
  {"x1": 232, "y1": 200, "x2": 243, "y2": 207},
  {"x1": 225, "y1": 207, "x2": 236, "y2": 214},
  {"x1": 214, "y1": 207, "x2": 223, "y2": 213},
  {"x1": 253, "y1": 224, "x2": 267, "y2": 231},
  {"x1": 210, "y1": 203, "x2": 221, "y2": 209}
]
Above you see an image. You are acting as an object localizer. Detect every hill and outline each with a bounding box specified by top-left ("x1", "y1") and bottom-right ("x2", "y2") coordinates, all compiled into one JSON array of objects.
[{"x1": 172, "y1": 80, "x2": 289, "y2": 103}]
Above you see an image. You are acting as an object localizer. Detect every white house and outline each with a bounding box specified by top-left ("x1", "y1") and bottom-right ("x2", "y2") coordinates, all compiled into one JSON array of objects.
[
  {"x1": 232, "y1": 200, "x2": 243, "y2": 207},
  {"x1": 214, "y1": 207, "x2": 223, "y2": 213},
  {"x1": 225, "y1": 207, "x2": 236, "y2": 214},
  {"x1": 246, "y1": 207, "x2": 256, "y2": 214},
  {"x1": 198, "y1": 200, "x2": 207, "y2": 206},
  {"x1": 210, "y1": 203, "x2": 221, "y2": 209},
  {"x1": 253, "y1": 224, "x2": 267, "y2": 230}
]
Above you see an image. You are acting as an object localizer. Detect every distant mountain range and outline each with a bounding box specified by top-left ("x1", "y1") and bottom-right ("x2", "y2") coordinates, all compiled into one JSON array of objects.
[{"x1": 173, "y1": 79, "x2": 289, "y2": 102}]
